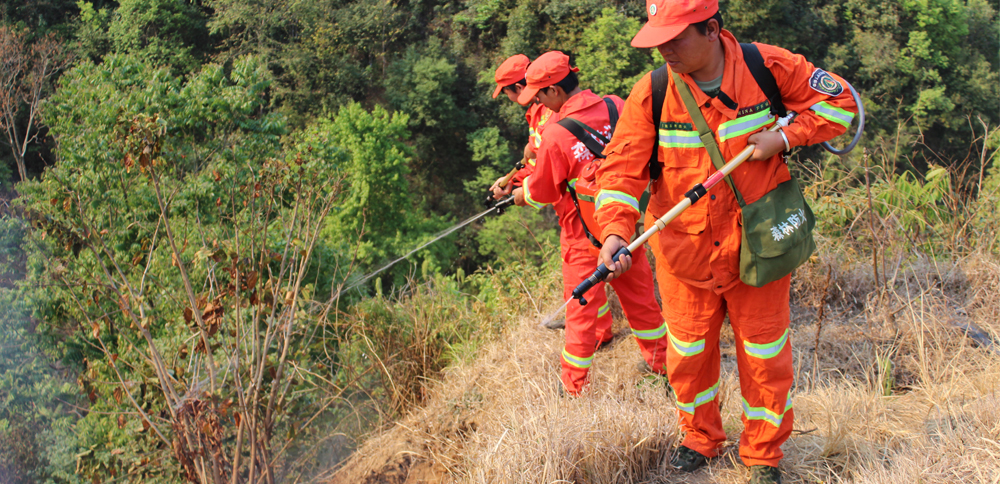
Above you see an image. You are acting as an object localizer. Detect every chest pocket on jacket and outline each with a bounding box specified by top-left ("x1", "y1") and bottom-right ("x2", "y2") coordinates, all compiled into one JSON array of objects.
[{"x1": 657, "y1": 121, "x2": 703, "y2": 168}]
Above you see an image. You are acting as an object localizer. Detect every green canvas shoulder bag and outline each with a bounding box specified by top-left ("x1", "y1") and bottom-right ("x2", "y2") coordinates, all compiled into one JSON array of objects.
[{"x1": 670, "y1": 70, "x2": 815, "y2": 287}]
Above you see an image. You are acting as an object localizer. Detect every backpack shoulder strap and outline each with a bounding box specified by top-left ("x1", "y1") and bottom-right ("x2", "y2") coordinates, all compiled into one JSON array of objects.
[
  {"x1": 555, "y1": 97, "x2": 619, "y2": 159},
  {"x1": 604, "y1": 97, "x2": 619, "y2": 139},
  {"x1": 556, "y1": 117, "x2": 608, "y2": 159},
  {"x1": 740, "y1": 43, "x2": 787, "y2": 117},
  {"x1": 648, "y1": 65, "x2": 668, "y2": 180}
]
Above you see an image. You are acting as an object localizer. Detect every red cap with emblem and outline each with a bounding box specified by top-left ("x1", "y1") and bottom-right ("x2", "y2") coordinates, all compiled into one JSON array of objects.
[
  {"x1": 516, "y1": 51, "x2": 579, "y2": 105},
  {"x1": 631, "y1": 0, "x2": 719, "y2": 48},
  {"x1": 492, "y1": 54, "x2": 531, "y2": 99}
]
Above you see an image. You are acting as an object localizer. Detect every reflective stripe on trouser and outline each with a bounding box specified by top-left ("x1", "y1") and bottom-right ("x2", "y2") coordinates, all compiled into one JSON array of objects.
[
  {"x1": 655, "y1": 265, "x2": 793, "y2": 467},
  {"x1": 607, "y1": 245, "x2": 668, "y2": 376},
  {"x1": 561, "y1": 246, "x2": 613, "y2": 394},
  {"x1": 560, "y1": 245, "x2": 666, "y2": 393}
]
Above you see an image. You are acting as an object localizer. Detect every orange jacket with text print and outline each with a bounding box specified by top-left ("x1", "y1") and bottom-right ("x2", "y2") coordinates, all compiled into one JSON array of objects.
[
  {"x1": 513, "y1": 102, "x2": 557, "y2": 187},
  {"x1": 595, "y1": 30, "x2": 856, "y2": 292},
  {"x1": 524, "y1": 89, "x2": 624, "y2": 256}
]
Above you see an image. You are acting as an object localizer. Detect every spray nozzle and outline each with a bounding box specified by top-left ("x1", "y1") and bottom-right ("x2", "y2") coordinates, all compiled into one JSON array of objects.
[
  {"x1": 571, "y1": 246, "x2": 631, "y2": 305},
  {"x1": 491, "y1": 195, "x2": 515, "y2": 214}
]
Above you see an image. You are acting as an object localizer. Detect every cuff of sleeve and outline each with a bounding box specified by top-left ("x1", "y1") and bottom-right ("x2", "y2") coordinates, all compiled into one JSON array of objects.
[
  {"x1": 602, "y1": 223, "x2": 636, "y2": 245},
  {"x1": 782, "y1": 123, "x2": 806, "y2": 148},
  {"x1": 522, "y1": 176, "x2": 546, "y2": 210}
]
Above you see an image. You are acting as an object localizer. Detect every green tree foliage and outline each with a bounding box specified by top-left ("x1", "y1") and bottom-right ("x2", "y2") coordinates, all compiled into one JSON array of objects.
[
  {"x1": 576, "y1": 7, "x2": 656, "y2": 97},
  {"x1": 320, "y1": 103, "x2": 454, "y2": 292},
  {"x1": 106, "y1": 0, "x2": 212, "y2": 72},
  {"x1": 15, "y1": 54, "x2": 348, "y2": 481}
]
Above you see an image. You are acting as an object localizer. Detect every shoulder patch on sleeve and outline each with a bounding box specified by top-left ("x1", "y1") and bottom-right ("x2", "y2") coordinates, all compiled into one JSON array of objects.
[{"x1": 809, "y1": 68, "x2": 843, "y2": 96}]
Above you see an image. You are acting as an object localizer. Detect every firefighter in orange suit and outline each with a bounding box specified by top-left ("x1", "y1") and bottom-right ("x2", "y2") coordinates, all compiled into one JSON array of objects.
[
  {"x1": 595, "y1": 1, "x2": 856, "y2": 482},
  {"x1": 492, "y1": 51, "x2": 669, "y2": 396},
  {"x1": 490, "y1": 54, "x2": 556, "y2": 189}
]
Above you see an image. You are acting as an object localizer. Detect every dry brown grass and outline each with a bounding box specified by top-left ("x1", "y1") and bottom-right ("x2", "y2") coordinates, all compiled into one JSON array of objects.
[{"x1": 323, "y1": 251, "x2": 1000, "y2": 484}]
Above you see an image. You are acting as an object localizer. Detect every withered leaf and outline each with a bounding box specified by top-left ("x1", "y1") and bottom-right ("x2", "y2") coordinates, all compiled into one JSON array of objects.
[
  {"x1": 244, "y1": 271, "x2": 259, "y2": 290},
  {"x1": 117, "y1": 414, "x2": 126, "y2": 429},
  {"x1": 113, "y1": 387, "x2": 123, "y2": 405},
  {"x1": 88, "y1": 388, "x2": 97, "y2": 404},
  {"x1": 183, "y1": 307, "x2": 193, "y2": 324}
]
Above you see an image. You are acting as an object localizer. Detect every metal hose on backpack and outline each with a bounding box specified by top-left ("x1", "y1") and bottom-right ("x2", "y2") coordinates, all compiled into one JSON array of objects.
[{"x1": 820, "y1": 80, "x2": 865, "y2": 155}]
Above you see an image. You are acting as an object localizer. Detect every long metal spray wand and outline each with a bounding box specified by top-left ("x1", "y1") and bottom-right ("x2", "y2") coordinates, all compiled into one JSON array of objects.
[{"x1": 571, "y1": 114, "x2": 795, "y2": 305}]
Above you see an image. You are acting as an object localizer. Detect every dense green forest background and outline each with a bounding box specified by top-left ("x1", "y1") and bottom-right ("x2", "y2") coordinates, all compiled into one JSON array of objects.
[{"x1": 0, "y1": 0, "x2": 996, "y2": 482}]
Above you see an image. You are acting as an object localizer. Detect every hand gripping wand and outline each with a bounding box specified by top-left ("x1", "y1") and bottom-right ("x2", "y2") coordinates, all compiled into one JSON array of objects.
[
  {"x1": 484, "y1": 158, "x2": 526, "y2": 215},
  {"x1": 571, "y1": 114, "x2": 796, "y2": 305}
]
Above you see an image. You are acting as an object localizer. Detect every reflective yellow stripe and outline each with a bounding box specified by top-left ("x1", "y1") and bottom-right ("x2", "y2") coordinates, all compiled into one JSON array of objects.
[
  {"x1": 632, "y1": 323, "x2": 667, "y2": 340},
  {"x1": 742, "y1": 397, "x2": 793, "y2": 427},
  {"x1": 658, "y1": 129, "x2": 703, "y2": 148},
  {"x1": 562, "y1": 348, "x2": 594, "y2": 369},
  {"x1": 718, "y1": 110, "x2": 774, "y2": 142},
  {"x1": 597, "y1": 301, "x2": 610, "y2": 318},
  {"x1": 522, "y1": 175, "x2": 545, "y2": 210},
  {"x1": 668, "y1": 328, "x2": 705, "y2": 357},
  {"x1": 676, "y1": 380, "x2": 720, "y2": 414},
  {"x1": 596, "y1": 189, "x2": 640, "y2": 214},
  {"x1": 743, "y1": 329, "x2": 789, "y2": 359},
  {"x1": 810, "y1": 101, "x2": 854, "y2": 128}
]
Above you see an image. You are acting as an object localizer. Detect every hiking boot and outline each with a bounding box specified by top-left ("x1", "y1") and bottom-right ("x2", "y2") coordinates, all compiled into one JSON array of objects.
[
  {"x1": 749, "y1": 465, "x2": 782, "y2": 484},
  {"x1": 542, "y1": 315, "x2": 565, "y2": 330},
  {"x1": 670, "y1": 445, "x2": 708, "y2": 472},
  {"x1": 636, "y1": 359, "x2": 667, "y2": 375},
  {"x1": 636, "y1": 360, "x2": 674, "y2": 395}
]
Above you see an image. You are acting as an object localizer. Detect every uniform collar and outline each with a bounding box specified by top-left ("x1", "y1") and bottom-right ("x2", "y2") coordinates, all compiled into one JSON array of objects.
[
  {"x1": 558, "y1": 89, "x2": 603, "y2": 116},
  {"x1": 674, "y1": 30, "x2": 744, "y2": 121}
]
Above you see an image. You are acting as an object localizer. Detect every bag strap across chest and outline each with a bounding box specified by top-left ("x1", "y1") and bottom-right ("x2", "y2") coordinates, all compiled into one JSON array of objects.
[{"x1": 647, "y1": 43, "x2": 786, "y2": 194}]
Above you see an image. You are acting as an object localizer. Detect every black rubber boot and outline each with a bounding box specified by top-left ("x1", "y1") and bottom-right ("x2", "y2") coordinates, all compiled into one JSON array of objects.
[
  {"x1": 749, "y1": 465, "x2": 782, "y2": 484},
  {"x1": 669, "y1": 445, "x2": 708, "y2": 472}
]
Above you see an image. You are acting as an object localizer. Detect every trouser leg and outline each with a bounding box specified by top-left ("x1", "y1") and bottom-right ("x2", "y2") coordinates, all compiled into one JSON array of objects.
[
  {"x1": 726, "y1": 276, "x2": 794, "y2": 467},
  {"x1": 608, "y1": 246, "x2": 667, "y2": 374},
  {"x1": 560, "y1": 248, "x2": 609, "y2": 394},
  {"x1": 656, "y1": 271, "x2": 727, "y2": 457}
]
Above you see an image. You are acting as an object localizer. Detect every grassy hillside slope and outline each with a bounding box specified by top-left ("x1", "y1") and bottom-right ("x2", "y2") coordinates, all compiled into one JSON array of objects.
[{"x1": 323, "y1": 252, "x2": 1000, "y2": 483}]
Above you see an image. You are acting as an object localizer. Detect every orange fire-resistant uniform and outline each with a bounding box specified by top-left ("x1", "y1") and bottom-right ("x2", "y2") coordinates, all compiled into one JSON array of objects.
[
  {"x1": 523, "y1": 89, "x2": 669, "y2": 394},
  {"x1": 512, "y1": 102, "x2": 556, "y2": 187},
  {"x1": 595, "y1": 30, "x2": 857, "y2": 465}
]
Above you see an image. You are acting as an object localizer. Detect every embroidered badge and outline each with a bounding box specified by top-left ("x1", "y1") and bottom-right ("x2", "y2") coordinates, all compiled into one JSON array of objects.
[
  {"x1": 809, "y1": 69, "x2": 843, "y2": 96},
  {"x1": 649, "y1": 4, "x2": 657, "y2": 15}
]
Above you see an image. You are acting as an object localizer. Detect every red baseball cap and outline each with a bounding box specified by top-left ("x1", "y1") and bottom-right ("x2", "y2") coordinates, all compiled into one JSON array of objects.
[
  {"x1": 631, "y1": 0, "x2": 719, "y2": 48},
  {"x1": 516, "y1": 51, "x2": 579, "y2": 105},
  {"x1": 492, "y1": 54, "x2": 531, "y2": 99}
]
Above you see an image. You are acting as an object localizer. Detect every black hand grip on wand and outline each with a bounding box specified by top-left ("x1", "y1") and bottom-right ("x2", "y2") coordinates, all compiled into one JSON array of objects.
[{"x1": 571, "y1": 246, "x2": 631, "y2": 306}]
